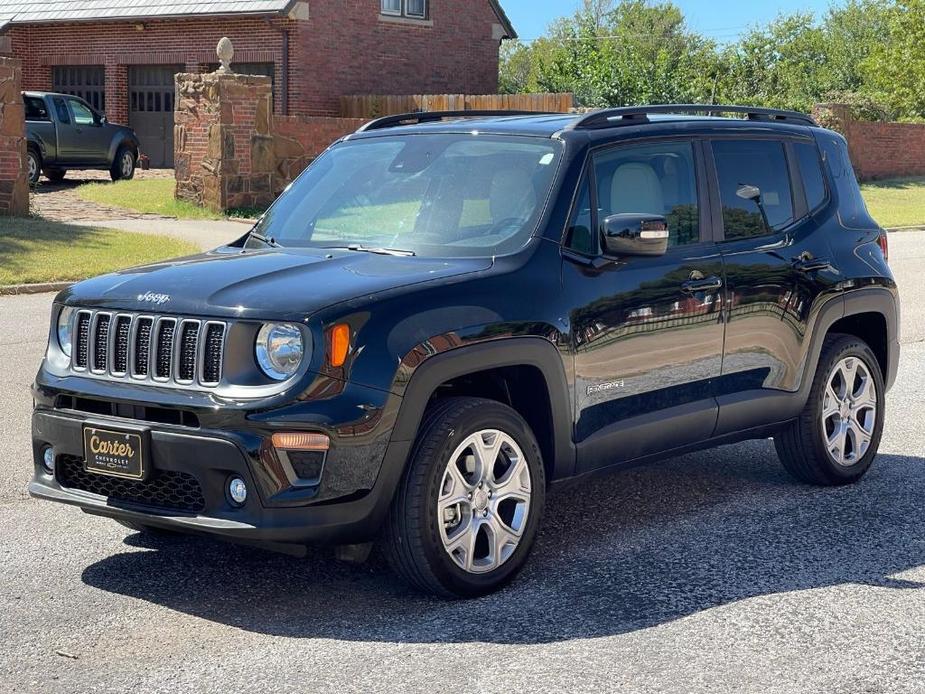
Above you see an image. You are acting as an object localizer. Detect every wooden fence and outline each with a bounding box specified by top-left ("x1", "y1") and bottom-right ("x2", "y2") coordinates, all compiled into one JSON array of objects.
[{"x1": 339, "y1": 93, "x2": 574, "y2": 119}]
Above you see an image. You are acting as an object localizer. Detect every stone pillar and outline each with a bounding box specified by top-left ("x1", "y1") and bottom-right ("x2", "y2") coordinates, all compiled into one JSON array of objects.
[
  {"x1": 0, "y1": 57, "x2": 29, "y2": 217},
  {"x1": 174, "y1": 70, "x2": 274, "y2": 213}
]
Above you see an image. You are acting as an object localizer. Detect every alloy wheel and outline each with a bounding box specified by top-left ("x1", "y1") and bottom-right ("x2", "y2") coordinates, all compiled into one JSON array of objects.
[
  {"x1": 821, "y1": 356, "x2": 878, "y2": 466},
  {"x1": 121, "y1": 152, "x2": 134, "y2": 177},
  {"x1": 28, "y1": 154, "x2": 37, "y2": 181},
  {"x1": 437, "y1": 429, "x2": 532, "y2": 574}
]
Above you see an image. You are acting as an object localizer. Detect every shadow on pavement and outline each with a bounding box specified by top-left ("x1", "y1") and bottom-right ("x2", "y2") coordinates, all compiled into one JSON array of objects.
[{"x1": 81, "y1": 442, "x2": 925, "y2": 644}]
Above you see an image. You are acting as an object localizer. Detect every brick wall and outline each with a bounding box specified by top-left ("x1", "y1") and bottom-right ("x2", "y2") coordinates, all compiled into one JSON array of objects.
[
  {"x1": 843, "y1": 121, "x2": 925, "y2": 180},
  {"x1": 175, "y1": 71, "x2": 363, "y2": 212},
  {"x1": 0, "y1": 57, "x2": 29, "y2": 216},
  {"x1": 9, "y1": 0, "x2": 505, "y2": 121}
]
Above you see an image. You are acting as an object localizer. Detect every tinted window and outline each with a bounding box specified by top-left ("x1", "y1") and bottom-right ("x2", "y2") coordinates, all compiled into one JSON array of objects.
[
  {"x1": 564, "y1": 174, "x2": 595, "y2": 255},
  {"x1": 52, "y1": 97, "x2": 70, "y2": 124},
  {"x1": 795, "y1": 141, "x2": 827, "y2": 212},
  {"x1": 69, "y1": 99, "x2": 95, "y2": 126},
  {"x1": 250, "y1": 134, "x2": 561, "y2": 258},
  {"x1": 24, "y1": 97, "x2": 49, "y2": 121},
  {"x1": 594, "y1": 141, "x2": 700, "y2": 247},
  {"x1": 713, "y1": 140, "x2": 794, "y2": 239}
]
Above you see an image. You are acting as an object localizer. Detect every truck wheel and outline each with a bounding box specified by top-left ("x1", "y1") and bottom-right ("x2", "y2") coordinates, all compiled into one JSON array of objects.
[
  {"x1": 43, "y1": 167, "x2": 66, "y2": 182},
  {"x1": 110, "y1": 146, "x2": 136, "y2": 181},
  {"x1": 385, "y1": 397, "x2": 545, "y2": 598},
  {"x1": 27, "y1": 148, "x2": 41, "y2": 185},
  {"x1": 774, "y1": 334, "x2": 885, "y2": 486}
]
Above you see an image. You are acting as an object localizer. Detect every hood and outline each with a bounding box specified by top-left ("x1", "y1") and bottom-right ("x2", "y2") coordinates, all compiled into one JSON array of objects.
[{"x1": 61, "y1": 246, "x2": 493, "y2": 320}]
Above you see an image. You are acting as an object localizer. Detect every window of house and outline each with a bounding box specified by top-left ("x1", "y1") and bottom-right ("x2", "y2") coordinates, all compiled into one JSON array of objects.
[
  {"x1": 593, "y1": 141, "x2": 701, "y2": 248},
  {"x1": 713, "y1": 139, "x2": 795, "y2": 239},
  {"x1": 381, "y1": 0, "x2": 428, "y2": 19}
]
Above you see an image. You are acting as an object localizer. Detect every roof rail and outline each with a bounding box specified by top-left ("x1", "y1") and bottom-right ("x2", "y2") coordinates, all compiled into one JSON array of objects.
[
  {"x1": 356, "y1": 110, "x2": 562, "y2": 133},
  {"x1": 569, "y1": 104, "x2": 817, "y2": 130}
]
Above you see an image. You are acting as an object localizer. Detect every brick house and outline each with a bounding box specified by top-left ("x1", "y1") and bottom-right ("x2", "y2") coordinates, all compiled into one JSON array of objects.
[{"x1": 0, "y1": 0, "x2": 516, "y2": 166}]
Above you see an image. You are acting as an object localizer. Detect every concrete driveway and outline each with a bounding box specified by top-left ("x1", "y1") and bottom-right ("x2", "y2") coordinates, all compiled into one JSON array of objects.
[{"x1": 1, "y1": 233, "x2": 924, "y2": 693}]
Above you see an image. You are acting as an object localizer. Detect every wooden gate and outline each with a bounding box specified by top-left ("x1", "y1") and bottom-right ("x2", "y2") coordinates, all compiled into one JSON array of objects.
[{"x1": 129, "y1": 65, "x2": 182, "y2": 168}]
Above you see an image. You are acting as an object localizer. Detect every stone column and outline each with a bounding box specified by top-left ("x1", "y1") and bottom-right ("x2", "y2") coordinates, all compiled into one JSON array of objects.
[
  {"x1": 0, "y1": 57, "x2": 29, "y2": 216},
  {"x1": 174, "y1": 70, "x2": 274, "y2": 213}
]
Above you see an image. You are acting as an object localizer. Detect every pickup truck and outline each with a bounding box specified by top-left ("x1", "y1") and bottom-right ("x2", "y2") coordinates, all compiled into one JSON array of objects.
[{"x1": 24, "y1": 91, "x2": 140, "y2": 185}]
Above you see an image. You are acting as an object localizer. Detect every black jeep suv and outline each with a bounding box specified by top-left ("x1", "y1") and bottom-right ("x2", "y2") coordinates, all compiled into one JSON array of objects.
[{"x1": 30, "y1": 105, "x2": 899, "y2": 598}]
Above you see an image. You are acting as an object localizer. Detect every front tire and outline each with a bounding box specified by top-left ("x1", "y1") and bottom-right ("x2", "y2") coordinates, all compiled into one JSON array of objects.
[
  {"x1": 110, "y1": 146, "x2": 136, "y2": 181},
  {"x1": 27, "y1": 148, "x2": 41, "y2": 185},
  {"x1": 774, "y1": 334, "x2": 885, "y2": 485},
  {"x1": 385, "y1": 397, "x2": 546, "y2": 599}
]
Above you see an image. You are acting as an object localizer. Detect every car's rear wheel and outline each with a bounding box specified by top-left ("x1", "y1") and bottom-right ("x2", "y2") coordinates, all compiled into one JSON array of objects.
[
  {"x1": 26, "y1": 148, "x2": 41, "y2": 185},
  {"x1": 385, "y1": 397, "x2": 545, "y2": 598},
  {"x1": 774, "y1": 334, "x2": 885, "y2": 485},
  {"x1": 110, "y1": 146, "x2": 136, "y2": 181},
  {"x1": 43, "y1": 167, "x2": 66, "y2": 182}
]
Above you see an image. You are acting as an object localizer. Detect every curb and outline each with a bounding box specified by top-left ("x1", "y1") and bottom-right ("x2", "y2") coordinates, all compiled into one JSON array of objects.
[
  {"x1": 0, "y1": 281, "x2": 72, "y2": 296},
  {"x1": 885, "y1": 225, "x2": 925, "y2": 232}
]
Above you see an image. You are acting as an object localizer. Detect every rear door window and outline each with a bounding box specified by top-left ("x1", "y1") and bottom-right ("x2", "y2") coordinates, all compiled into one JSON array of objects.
[{"x1": 712, "y1": 139, "x2": 795, "y2": 239}]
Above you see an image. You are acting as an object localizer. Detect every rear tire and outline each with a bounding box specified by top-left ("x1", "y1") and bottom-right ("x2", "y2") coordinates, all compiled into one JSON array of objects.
[
  {"x1": 774, "y1": 334, "x2": 885, "y2": 485},
  {"x1": 385, "y1": 397, "x2": 546, "y2": 599},
  {"x1": 43, "y1": 167, "x2": 66, "y2": 182},
  {"x1": 26, "y1": 148, "x2": 41, "y2": 185},
  {"x1": 110, "y1": 146, "x2": 136, "y2": 181}
]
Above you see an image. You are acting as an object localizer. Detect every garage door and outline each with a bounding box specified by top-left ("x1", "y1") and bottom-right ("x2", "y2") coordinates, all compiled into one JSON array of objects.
[
  {"x1": 129, "y1": 65, "x2": 182, "y2": 168},
  {"x1": 53, "y1": 66, "x2": 106, "y2": 111}
]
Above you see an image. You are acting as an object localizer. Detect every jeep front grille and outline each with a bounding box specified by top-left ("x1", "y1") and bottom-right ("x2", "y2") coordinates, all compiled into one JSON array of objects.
[{"x1": 71, "y1": 309, "x2": 226, "y2": 389}]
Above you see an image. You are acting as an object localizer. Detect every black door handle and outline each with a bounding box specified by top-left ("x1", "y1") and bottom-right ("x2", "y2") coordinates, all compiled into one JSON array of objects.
[
  {"x1": 793, "y1": 257, "x2": 834, "y2": 273},
  {"x1": 681, "y1": 275, "x2": 723, "y2": 293}
]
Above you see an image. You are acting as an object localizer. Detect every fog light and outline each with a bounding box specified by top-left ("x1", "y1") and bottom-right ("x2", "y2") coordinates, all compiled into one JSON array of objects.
[
  {"x1": 42, "y1": 447, "x2": 55, "y2": 474},
  {"x1": 228, "y1": 477, "x2": 247, "y2": 506}
]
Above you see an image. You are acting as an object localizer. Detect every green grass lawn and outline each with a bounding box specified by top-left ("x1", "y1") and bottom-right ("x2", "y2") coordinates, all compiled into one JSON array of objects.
[
  {"x1": 0, "y1": 217, "x2": 199, "y2": 286},
  {"x1": 76, "y1": 179, "x2": 225, "y2": 220},
  {"x1": 861, "y1": 177, "x2": 925, "y2": 228}
]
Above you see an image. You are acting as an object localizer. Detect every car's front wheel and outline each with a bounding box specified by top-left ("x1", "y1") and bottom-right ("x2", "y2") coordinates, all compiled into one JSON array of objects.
[
  {"x1": 775, "y1": 334, "x2": 885, "y2": 485},
  {"x1": 43, "y1": 167, "x2": 66, "y2": 182},
  {"x1": 385, "y1": 397, "x2": 545, "y2": 598},
  {"x1": 110, "y1": 146, "x2": 136, "y2": 181}
]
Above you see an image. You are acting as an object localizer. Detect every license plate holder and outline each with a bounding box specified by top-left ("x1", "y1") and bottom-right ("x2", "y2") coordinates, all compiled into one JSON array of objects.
[{"x1": 82, "y1": 426, "x2": 149, "y2": 480}]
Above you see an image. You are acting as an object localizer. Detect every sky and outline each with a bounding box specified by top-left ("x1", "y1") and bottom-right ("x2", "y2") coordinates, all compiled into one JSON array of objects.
[{"x1": 501, "y1": 0, "x2": 835, "y2": 44}]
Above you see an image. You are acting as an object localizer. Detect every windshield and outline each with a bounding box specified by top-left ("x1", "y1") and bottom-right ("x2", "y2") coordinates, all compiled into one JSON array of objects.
[{"x1": 246, "y1": 133, "x2": 562, "y2": 257}]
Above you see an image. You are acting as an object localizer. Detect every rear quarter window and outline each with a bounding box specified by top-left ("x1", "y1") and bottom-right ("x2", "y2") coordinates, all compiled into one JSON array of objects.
[{"x1": 795, "y1": 141, "x2": 827, "y2": 212}]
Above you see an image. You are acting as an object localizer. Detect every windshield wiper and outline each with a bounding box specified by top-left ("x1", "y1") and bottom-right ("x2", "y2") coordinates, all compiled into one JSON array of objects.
[
  {"x1": 328, "y1": 244, "x2": 416, "y2": 257},
  {"x1": 248, "y1": 229, "x2": 282, "y2": 248}
]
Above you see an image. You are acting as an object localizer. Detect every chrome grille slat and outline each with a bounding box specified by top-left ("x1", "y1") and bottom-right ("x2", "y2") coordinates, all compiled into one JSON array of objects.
[{"x1": 68, "y1": 309, "x2": 226, "y2": 390}]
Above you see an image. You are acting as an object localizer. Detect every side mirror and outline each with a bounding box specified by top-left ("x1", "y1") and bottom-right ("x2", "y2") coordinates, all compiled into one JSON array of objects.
[
  {"x1": 736, "y1": 184, "x2": 761, "y2": 202},
  {"x1": 602, "y1": 213, "x2": 670, "y2": 257}
]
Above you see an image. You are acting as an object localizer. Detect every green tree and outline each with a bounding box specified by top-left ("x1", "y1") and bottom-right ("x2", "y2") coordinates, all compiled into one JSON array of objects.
[{"x1": 864, "y1": 0, "x2": 925, "y2": 118}]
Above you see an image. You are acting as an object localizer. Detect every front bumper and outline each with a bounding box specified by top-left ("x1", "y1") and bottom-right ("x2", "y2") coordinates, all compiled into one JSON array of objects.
[{"x1": 29, "y1": 378, "x2": 411, "y2": 547}]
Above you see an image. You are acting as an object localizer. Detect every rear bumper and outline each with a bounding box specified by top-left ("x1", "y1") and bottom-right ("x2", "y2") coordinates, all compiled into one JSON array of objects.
[{"x1": 29, "y1": 407, "x2": 411, "y2": 547}]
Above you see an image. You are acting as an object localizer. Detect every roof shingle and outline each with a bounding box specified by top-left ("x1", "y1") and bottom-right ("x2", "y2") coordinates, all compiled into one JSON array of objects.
[{"x1": 0, "y1": 0, "x2": 293, "y2": 24}]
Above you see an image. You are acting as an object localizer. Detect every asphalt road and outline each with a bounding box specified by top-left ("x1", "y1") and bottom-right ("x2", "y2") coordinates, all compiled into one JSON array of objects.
[{"x1": 2, "y1": 233, "x2": 924, "y2": 693}]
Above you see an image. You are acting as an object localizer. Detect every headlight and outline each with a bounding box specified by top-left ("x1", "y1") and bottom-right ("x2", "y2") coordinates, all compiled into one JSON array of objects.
[
  {"x1": 57, "y1": 306, "x2": 75, "y2": 357},
  {"x1": 255, "y1": 322, "x2": 304, "y2": 381}
]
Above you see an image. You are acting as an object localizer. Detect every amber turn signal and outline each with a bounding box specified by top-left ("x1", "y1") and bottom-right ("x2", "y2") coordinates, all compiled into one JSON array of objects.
[
  {"x1": 329, "y1": 323, "x2": 350, "y2": 367},
  {"x1": 271, "y1": 432, "x2": 330, "y2": 451}
]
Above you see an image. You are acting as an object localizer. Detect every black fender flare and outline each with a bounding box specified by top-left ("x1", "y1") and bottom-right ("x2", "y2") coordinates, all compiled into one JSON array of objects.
[{"x1": 388, "y1": 337, "x2": 576, "y2": 481}]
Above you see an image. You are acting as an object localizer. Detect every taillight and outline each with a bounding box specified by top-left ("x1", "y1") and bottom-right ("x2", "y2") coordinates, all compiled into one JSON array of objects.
[{"x1": 877, "y1": 230, "x2": 889, "y2": 263}]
